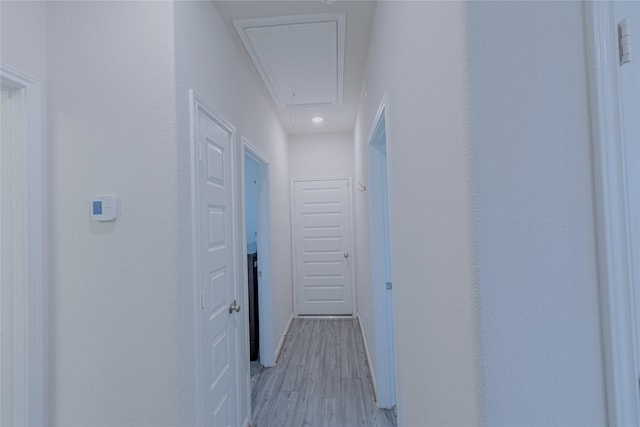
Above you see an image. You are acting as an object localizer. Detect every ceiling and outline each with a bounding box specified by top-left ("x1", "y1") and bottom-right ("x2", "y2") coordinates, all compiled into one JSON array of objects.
[{"x1": 214, "y1": 1, "x2": 377, "y2": 135}]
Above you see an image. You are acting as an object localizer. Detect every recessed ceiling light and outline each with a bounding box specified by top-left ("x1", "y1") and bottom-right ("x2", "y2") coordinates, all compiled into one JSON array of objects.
[{"x1": 312, "y1": 116, "x2": 324, "y2": 124}]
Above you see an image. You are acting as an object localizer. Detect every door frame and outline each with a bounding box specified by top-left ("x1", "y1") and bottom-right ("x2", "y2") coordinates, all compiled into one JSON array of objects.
[
  {"x1": 367, "y1": 96, "x2": 398, "y2": 409},
  {"x1": 290, "y1": 176, "x2": 356, "y2": 317},
  {"x1": 240, "y1": 139, "x2": 278, "y2": 368},
  {"x1": 0, "y1": 66, "x2": 47, "y2": 425},
  {"x1": 0, "y1": 66, "x2": 46, "y2": 427},
  {"x1": 585, "y1": 3, "x2": 640, "y2": 425},
  {"x1": 189, "y1": 90, "x2": 246, "y2": 426}
]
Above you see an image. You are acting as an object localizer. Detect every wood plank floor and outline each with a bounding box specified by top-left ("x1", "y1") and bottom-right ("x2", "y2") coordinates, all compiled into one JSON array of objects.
[{"x1": 251, "y1": 318, "x2": 397, "y2": 427}]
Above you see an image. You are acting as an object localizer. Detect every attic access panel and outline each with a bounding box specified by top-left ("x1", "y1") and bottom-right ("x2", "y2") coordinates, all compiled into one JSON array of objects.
[{"x1": 234, "y1": 14, "x2": 345, "y2": 109}]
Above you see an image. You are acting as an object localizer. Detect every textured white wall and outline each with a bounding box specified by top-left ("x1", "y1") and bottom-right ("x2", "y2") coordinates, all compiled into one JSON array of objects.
[
  {"x1": 175, "y1": 1, "x2": 291, "y2": 422},
  {"x1": 288, "y1": 132, "x2": 354, "y2": 178},
  {"x1": 468, "y1": 2, "x2": 607, "y2": 425},
  {"x1": 46, "y1": 2, "x2": 180, "y2": 425},
  {"x1": 1, "y1": 1, "x2": 46, "y2": 79},
  {"x1": 355, "y1": 2, "x2": 482, "y2": 425}
]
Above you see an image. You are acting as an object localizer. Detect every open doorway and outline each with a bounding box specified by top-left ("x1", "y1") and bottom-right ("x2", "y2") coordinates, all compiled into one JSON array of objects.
[
  {"x1": 245, "y1": 154, "x2": 261, "y2": 363},
  {"x1": 241, "y1": 139, "x2": 275, "y2": 390},
  {"x1": 368, "y1": 101, "x2": 397, "y2": 409}
]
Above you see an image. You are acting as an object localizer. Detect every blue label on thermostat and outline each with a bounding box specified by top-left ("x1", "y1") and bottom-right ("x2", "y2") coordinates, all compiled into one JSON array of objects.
[{"x1": 93, "y1": 201, "x2": 102, "y2": 215}]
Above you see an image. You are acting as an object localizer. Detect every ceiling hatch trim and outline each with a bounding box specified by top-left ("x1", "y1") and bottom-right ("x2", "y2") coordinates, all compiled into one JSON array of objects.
[{"x1": 233, "y1": 13, "x2": 346, "y2": 110}]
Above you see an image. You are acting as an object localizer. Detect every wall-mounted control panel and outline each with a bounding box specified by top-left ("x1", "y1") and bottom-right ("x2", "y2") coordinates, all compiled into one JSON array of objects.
[{"x1": 91, "y1": 195, "x2": 117, "y2": 221}]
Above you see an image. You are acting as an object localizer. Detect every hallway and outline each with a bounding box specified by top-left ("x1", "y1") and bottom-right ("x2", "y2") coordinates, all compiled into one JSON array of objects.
[{"x1": 251, "y1": 318, "x2": 397, "y2": 427}]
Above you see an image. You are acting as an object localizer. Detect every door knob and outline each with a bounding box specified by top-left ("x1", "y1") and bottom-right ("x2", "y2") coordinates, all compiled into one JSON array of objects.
[
  {"x1": 344, "y1": 252, "x2": 349, "y2": 258},
  {"x1": 228, "y1": 299, "x2": 241, "y2": 314}
]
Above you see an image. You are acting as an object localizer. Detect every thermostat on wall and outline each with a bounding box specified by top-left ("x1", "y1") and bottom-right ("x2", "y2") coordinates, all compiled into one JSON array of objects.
[{"x1": 91, "y1": 195, "x2": 117, "y2": 221}]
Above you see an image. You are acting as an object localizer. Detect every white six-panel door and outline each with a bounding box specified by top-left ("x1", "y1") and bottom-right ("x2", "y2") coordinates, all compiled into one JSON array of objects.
[
  {"x1": 193, "y1": 94, "x2": 240, "y2": 427},
  {"x1": 292, "y1": 178, "x2": 354, "y2": 315}
]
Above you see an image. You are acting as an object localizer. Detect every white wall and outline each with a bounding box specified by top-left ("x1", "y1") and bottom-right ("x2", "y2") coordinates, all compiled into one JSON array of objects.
[
  {"x1": 354, "y1": 2, "x2": 482, "y2": 425},
  {"x1": 1, "y1": 1, "x2": 46, "y2": 79},
  {"x1": 175, "y1": 0, "x2": 291, "y2": 421},
  {"x1": 45, "y1": 2, "x2": 181, "y2": 426},
  {"x1": 468, "y1": 2, "x2": 607, "y2": 425},
  {"x1": 288, "y1": 132, "x2": 354, "y2": 178}
]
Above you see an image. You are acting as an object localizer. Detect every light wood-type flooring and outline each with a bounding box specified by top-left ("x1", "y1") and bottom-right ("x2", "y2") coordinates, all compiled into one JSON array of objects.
[{"x1": 251, "y1": 318, "x2": 397, "y2": 427}]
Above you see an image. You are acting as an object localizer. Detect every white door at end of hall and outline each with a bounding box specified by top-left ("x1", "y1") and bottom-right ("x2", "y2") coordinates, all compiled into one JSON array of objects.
[
  {"x1": 292, "y1": 178, "x2": 354, "y2": 316},
  {"x1": 194, "y1": 98, "x2": 240, "y2": 427}
]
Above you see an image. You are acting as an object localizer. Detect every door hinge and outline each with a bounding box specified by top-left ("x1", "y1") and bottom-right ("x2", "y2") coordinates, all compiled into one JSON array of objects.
[
  {"x1": 200, "y1": 291, "x2": 206, "y2": 311},
  {"x1": 197, "y1": 141, "x2": 202, "y2": 161},
  {"x1": 619, "y1": 18, "x2": 631, "y2": 65},
  {"x1": 386, "y1": 282, "x2": 393, "y2": 290}
]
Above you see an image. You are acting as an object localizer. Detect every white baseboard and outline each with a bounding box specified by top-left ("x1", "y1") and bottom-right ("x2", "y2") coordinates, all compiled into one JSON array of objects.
[
  {"x1": 274, "y1": 313, "x2": 294, "y2": 363},
  {"x1": 294, "y1": 314, "x2": 355, "y2": 319},
  {"x1": 356, "y1": 313, "x2": 378, "y2": 403}
]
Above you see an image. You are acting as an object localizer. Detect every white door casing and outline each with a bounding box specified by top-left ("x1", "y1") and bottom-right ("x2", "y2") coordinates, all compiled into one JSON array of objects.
[
  {"x1": 291, "y1": 178, "x2": 354, "y2": 316},
  {"x1": 585, "y1": 3, "x2": 640, "y2": 425},
  {"x1": 615, "y1": 2, "x2": 640, "y2": 424},
  {"x1": 368, "y1": 99, "x2": 397, "y2": 409},
  {"x1": 191, "y1": 92, "x2": 241, "y2": 426},
  {"x1": 240, "y1": 140, "x2": 277, "y2": 367},
  {"x1": 0, "y1": 66, "x2": 45, "y2": 427}
]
